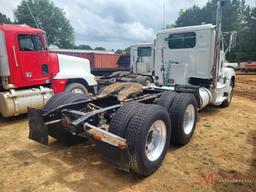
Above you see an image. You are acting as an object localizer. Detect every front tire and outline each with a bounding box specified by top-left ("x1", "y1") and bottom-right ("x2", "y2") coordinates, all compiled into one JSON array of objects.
[
  {"x1": 65, "y1": 83, "x2": 88, "y2": 95},
  {"x1": 135, "y1": 76, "x2": 153, "y2": 86},
  {"x1": 221, "y1": 81, "x2": 234, "y2": 107}
]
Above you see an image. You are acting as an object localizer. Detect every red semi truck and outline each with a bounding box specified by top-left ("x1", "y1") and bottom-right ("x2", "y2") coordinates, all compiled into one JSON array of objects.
[{"x1": 0, "y1": 24, "x2": 97, "y2": 117}]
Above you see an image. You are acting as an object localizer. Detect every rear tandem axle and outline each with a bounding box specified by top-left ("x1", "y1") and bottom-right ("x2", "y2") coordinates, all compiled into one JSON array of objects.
[{"x1": 28, "y1": 83, "x2": 200, "y2": 176}]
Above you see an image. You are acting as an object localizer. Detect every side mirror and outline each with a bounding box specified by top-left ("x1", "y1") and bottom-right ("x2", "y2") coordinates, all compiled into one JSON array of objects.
[{"x1": 228, "y1": 31, "x2": 237, "y2": 51}]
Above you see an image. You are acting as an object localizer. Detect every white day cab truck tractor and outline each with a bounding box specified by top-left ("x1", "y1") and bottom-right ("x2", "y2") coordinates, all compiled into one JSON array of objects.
[
  {"x1": 103, "y1": 43, "x2": 155, "y2": 86},
  {"x1": 0, "y1": 24, "x2": 97, "y2": 117},
  {"x1": 28, "y1": 1, "x2": 236, "y2": 176}
]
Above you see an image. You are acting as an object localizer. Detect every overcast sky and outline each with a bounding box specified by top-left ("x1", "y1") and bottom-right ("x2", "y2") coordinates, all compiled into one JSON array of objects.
[{"x1": 1, "y1": 0, "x2": 255, "y2": 50}]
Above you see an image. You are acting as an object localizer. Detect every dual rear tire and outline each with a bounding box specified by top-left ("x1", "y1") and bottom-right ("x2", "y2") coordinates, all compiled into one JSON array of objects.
[
  {"x1": 157, "y1": 92, "x2": 197, "y2": 145},
  {"x1": 44, "y1": 91, "x2": 198, "y2": 176},
  {"x1": 109, "y1": 92, "x2": 197, "y2": 176},
  {"x1": 109, "y1": 103, "x2": 171, "y2": 176}
]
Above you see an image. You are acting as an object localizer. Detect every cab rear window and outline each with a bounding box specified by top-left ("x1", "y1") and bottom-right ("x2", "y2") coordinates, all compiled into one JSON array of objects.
[{"x1": 168, "y1": 32, "x2": 196, "y2": 49}]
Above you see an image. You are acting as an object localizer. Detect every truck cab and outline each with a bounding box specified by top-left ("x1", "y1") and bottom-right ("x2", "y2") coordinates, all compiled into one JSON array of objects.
[
  {"x1": 155, "y1": 24, "x2": 216, "y2": 85},
  {"x1": 154, "y1": 23, "x2": 236, "y2": 107},
  {"x1": 130, "y1": 43, "x2": 154, "y2": 76},
  {"x1": 0, "y1": 24, "x2": 97, "y2": 117},
  {"x1": 0, "y1": 24, "x2": 51, "y2": 89}
]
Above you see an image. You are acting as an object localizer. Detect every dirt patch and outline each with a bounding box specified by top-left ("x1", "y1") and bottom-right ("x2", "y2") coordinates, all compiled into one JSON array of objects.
[
  {"x1": 234, "y1": 74, "x2": 256, "y2": 100},
  {"x1": 0, "y1": 75, "x2": 255, "y2": 192}
]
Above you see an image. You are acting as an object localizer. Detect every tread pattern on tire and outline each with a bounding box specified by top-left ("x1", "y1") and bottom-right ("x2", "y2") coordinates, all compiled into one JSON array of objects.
[
  {"x1": 109, "y1": 102, "x2": 144, "y2": 137},
  {"x1": 157, "y1": 91, "x2": 178, "y2": 111},
  {"x1": 44, "y1": 93, "x2": 90, "y2": 112},
  {"x1": 170, "y1": 93, "x2": 197, "y2": 145},
  {"x1": 43, "y1": 93, "x2": 90, "y2": 145},
  {"x1": 127, "y1": 105, "x2": 155, "y2": 174},
  {"x1": 125, "y1": 105, "x2": 170, "y2": 176}
]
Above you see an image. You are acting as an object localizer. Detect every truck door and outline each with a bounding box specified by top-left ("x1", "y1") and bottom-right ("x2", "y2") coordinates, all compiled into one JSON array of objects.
[
  {"x1": 17, "y1": 33, "x2": 50, "y2": 82},
  {"x1": 136, "y1": 46, "x2": 153, "y2": 75}
]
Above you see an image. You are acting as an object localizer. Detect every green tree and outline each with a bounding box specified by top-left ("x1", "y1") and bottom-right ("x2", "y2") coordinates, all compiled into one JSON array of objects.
[
  {"x1": 0, "y1": 13, "x2": 12, "y2": 24},
  {"x1": 124, "y1": 47, "x2": 131, "y2": 56},
  {"x1": 175, "y1": 0, "x2": 245, "y2": 32},
  {"x1": 173, "y1": 0, "x2": 253, "y2": 62},
  {"x1": 115, "y1": 49, "x2": 123, "y2": 54},
  {"x1": 14, "y1": 0, "x2": 75, "y2": 48},
  {"x1": 95, "y1": 47, "x2": 106, "y2": 51},
  {"x1": 77, "y1": 45, "x2": 93, "y2": 50},
  {"x1": 237, "y1": 6, "x2": 256, "y2": 61}
]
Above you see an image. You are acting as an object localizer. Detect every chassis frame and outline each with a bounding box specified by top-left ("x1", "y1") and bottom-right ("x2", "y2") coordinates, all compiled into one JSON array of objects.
[{"x1": 28, "y1": 84, "x2": 200, "y2": 171}]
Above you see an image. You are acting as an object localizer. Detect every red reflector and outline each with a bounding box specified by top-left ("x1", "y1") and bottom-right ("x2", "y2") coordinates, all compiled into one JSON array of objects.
[
  {"x1": 168, "y1": 79, "x2": 175, "y2": 84},
  {"x1": 118, "y1": 144, "x2": 126, "y2": 149},
  {"x1": 61, "y1": 118, "x2": 70, "y2": 127},
  {"x1": 93, "y1": 135, "x2": 102, "y2": 141}
]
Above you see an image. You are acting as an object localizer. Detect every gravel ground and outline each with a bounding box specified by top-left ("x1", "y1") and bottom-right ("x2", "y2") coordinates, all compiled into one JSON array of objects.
[{"x1": 0, "y1": 75, "x2": 255, "y2": 192}]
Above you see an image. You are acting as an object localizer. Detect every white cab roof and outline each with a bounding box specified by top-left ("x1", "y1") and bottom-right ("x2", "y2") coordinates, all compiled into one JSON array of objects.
[
  {"x1": 158, "y1": 24, "x2": 215, "y2": 35},
  {"x1": 131, "y1": 43, "x2": 153, "y2": 47},
  {"x1": 50, "y1": 48, "x2": 115, "y2": 54}
]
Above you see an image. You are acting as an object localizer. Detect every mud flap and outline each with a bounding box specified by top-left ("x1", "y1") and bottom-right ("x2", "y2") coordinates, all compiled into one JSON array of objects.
[
  {"x1": 96, "y1": 142, "x2": 129, "y2": 172},
  {"x1": 28, "y1": 108, "x2": 49, "y2": 145}
]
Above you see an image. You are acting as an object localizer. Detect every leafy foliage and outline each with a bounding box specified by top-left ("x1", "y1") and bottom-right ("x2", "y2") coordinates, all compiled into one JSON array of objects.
[
  {"x1": 173, "y1": 0, "x2": 256, "y2": 62},
  {"x1": 115, "y1": 49, "x2": 123, "y2": 54},
  {"x1": 76, "y1": 45, "x2": 93, "y2": 50},
  {"x1": 14, "y1": 0, "x2": 75, "y2": 48},
  {"x1": 114, "y1": 47, "x2": 131, "y2": 55},
  {"x1": 94, "y1": 47, "x2": 106, "y2": 51},
  {"x1": 0, "y1": 13, "x2": 12, "y2": 24}
]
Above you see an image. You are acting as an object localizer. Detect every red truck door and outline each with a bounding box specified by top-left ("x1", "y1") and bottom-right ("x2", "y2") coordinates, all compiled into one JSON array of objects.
[{"x1": 17, "y1": 33, "x2": 50, "y2": 83}]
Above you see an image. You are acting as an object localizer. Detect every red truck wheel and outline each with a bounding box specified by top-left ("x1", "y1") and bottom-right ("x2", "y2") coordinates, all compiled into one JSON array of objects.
[{"x1": 65, "y1": 83, "x2": 88, "y2": 95}]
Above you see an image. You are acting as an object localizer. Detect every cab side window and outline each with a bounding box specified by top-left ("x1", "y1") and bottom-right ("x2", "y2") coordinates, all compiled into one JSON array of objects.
[
  {"x1": 34, "y1": 35, "x2": 44, "y2": 51},
  {"x1": 138, "y1": 47, "x2": 152, "y2": 57},
  {"x1": 18, "y1": 34, "x2": 45, "y2": 51},
  {"x1": 18, "y1": 34, "x2": 35, "y2": 51}
]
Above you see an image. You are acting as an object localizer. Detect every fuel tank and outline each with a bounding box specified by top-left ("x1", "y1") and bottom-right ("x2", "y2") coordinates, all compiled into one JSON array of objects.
[
  {"x1": 199, "y1": 87, "x2": 212, "y2": 109},
  {"x1": 0, "y1": 87, "x2": 53, "y2": 117}
]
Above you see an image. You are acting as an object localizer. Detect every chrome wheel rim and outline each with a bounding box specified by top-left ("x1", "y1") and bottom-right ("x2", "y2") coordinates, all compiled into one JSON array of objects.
[
  {"x1": 145, "y1": 120, "x2": 167, "y2": 161},
  {"x1": 183, "y1": 104, "x2": 195, "y2": 135},
  {"x1": 145, "y1": 80, "x2": 151, "y2": 86},
  {"x1": 71, "y1": 88, "x2": 84, "y2": 94}
]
